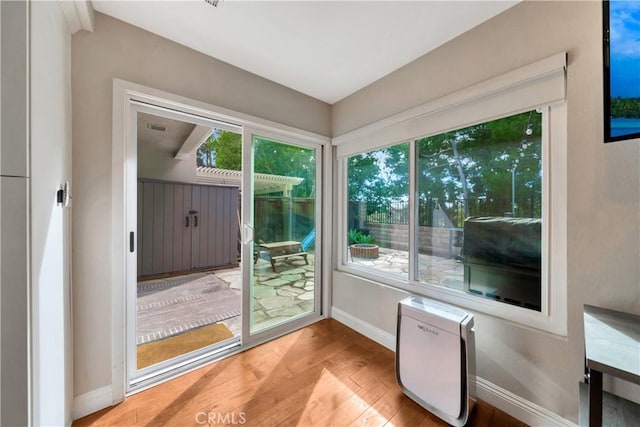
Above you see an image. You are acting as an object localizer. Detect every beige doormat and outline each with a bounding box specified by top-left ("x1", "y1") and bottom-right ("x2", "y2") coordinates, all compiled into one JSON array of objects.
[{"x1": 137, "y1": 323, "x2": 234, "y2": 369}]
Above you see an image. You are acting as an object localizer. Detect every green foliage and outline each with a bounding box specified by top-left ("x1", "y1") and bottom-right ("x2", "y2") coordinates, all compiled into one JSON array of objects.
[
  {"x1": 253, "y1": 137, "x2": 316, "y2": 197},
  {"x1": 347, "y1": 229, "x2": 376, "y2": 245},
  {"x1": 347, "y1": 142, "x2": 409, "y2": 208},
  {"x1": 199, "y1": 111, "x2": 545, "y2": 228},
  {"x1": 196, "y1": 131, "x2": 316, "y2": 197},
  {"x1": 213, "y1": 131, "x2": 242, "y2": 170},
  {"x1": 197, "y1": 130, "x2": 241, "y2": 170},
  {"x1": 348, "y1": 229, "x2": 362, "y2": 245},
  {"x1": 610, "y1": 97, "x2": 640, "y2": 118},
  {"x1": 416, "y1": 110, "x2": 542, "y2": 221},
  {"x1": 357, "y1": 234, "x2": 376, "y2": 244},
  {"x1": 348, "y1": 110, "x2": 543, "y2": 228}
]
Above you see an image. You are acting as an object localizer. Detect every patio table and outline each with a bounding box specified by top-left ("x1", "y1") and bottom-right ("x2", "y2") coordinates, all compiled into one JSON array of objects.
[{"x1": 259, "y1": 241, "x2": 308, "y2": 272}]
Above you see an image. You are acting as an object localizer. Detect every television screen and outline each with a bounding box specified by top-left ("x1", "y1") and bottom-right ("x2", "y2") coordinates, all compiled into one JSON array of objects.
[{"x1": 604, "y1": 0, "x2": 640, "y2": 142}]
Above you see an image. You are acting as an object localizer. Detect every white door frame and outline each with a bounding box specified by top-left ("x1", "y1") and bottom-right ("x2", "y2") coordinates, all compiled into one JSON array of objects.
[{"x1": 111, "y1": 79, "x2": 332, "y2": 402}]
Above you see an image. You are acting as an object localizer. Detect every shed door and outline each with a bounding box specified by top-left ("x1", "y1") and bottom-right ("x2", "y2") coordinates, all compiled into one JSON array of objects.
[{"x1": 138, "y1": 180, "x2": 239, "y2": 277}]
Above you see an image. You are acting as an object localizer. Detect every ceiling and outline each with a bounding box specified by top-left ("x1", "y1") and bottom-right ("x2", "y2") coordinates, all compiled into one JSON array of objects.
[
  {"x1": 137, "y1": 112, "x2": 196, "y2": 152},
  {"x1": 93, "y1": 0, "x2": 518, "y2": 104}
]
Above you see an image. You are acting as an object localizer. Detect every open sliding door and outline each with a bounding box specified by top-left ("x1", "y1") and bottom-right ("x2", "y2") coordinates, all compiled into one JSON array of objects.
[
  {"x1": 126, "y1": 102, "x2": 243, "y2": 391},
  {"x1": 241, "y1": 129, "x2": 323, "y2": 343},
  {"x1": 115, "y1": 82, "x2": 328, "y2": 396}
]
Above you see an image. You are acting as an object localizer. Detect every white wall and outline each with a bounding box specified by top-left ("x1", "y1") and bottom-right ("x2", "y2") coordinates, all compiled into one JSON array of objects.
[
  {"x1": 30, "y1": 1, "x2": 73, "y2": 425},
  {"x1": 332, "y1": 1, "x2": 640, "y2": 424},
  {"x1": 138, "y1": 140, "x2": 198, "y2": 183},
  {"x1": 71, "y1": 12, "x2": 330, "y2": 404}
]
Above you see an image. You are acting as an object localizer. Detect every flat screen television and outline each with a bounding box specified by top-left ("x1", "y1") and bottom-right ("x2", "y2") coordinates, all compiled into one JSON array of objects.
[{"x1": 603, "y1": 0, "x2": 640, "y2": 143}]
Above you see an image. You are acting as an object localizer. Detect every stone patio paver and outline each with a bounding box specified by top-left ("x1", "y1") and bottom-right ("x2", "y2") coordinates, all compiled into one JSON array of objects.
[
  {"x1": 253, "y1": 285, "x2": 277, "y2": 299},
  {"x1": 261, "y1": 278, "x2": 290, "y2": 287},
  {"x1": 258, "y1": 295, "x2": 295, "y2": 311},
  {"x1": 350, "y1": 247, "x2": 464, "y2": 290}
]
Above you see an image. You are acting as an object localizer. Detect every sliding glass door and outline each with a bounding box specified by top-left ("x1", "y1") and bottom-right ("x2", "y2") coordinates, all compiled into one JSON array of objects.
[
  {"x1": 124, "y1": 101, "x2": 324, "y2": 392},
  {"x1": 242, "y1": 131, "x2": 322, "y2": 339}
]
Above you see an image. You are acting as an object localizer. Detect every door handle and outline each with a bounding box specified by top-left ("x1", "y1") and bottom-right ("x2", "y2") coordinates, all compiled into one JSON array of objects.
[
  {"x1": 194, "y1": 215, "x2": 198, "y2": 227},
  {"x1": 243, "y1": 224, "x2": 254, "y2": 245},
  {"x1": 129, "y1": 231, "x2": 135, "y2": 253},
  {"x1": 185, "y1": 216, "x2": 190, "y2": 227}
]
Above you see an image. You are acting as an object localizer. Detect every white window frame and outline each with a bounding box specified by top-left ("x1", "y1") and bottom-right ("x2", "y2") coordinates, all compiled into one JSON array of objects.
[{"x1": 334, "y1": 53, "x2": 567, "y2": 336}]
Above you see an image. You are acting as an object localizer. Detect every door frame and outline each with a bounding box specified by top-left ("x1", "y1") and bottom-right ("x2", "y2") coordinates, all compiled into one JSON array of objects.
[{"x1": 111, "y1": 79, "x2": 332, "y2": 401}]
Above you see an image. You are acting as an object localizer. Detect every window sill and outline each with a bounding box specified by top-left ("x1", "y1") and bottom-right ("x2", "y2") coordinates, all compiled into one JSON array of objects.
[{"x1": 336, "y1": 264, "x2": 567, "y2": 337}]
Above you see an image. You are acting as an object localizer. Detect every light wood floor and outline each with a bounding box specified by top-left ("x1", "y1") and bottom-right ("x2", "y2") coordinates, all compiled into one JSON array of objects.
[{"x1": 74, "y1": 319, "x2": 527, "y2": 427}]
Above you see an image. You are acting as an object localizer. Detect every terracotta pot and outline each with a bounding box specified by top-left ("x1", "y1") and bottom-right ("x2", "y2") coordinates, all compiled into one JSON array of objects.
[{"x1": 349, "y1": 243, "x2": 379, "y2": 259}]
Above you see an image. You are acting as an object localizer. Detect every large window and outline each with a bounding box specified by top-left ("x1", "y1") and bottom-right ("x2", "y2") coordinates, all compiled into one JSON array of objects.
[
  {"x1": 336, "y1": 53, "x2": 567, "y2": 333},
  {"x1": 416, "y1": 111, "x2": 542, "y2": 310},
  {"x1": 345, "y1": 111, "x2": 543, "y2": 310}
]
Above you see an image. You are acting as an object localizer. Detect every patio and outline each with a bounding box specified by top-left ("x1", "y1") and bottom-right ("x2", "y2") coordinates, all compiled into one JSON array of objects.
[
  {"x1": 136, "y1": 254, "x2": 316, "y2": 347},
  {"x1": 349, "y1": 247, "x2": 465, "y2": 291}
]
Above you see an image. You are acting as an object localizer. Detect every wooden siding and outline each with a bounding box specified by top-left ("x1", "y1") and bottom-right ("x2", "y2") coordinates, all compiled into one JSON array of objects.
[{"x1": 137, "y1": 180, "x2": 239, "y2": 277}]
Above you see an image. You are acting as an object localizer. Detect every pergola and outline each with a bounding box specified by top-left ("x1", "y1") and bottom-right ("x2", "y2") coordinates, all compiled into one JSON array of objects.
[{"x1": 196, "y1": 166, "x2": 304, "y2": 196}]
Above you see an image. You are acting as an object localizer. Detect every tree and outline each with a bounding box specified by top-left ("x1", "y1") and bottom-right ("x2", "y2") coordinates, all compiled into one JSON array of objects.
[
  {"x1": 416, "y1": 110, "x2": 542, "y2": 224},
  {"x1": 197, "y1": 132, "x2": 317, "y2": 197},
  {"x1": 198, "y1": 111, "x2": 544, "y2": 226},
  {"x1": 347, "y1": 142, "x2": 409, "y2": 205},
  {"x1": 196, "y1": 130, "x2": 241, "y2": 170},
  {"x1": 253, "y1": 137, "x2": 316, "y2": 197},
  {"x1": 346, "y1": 111, "x2": 543, "y2": 228},
  {"x1": 196, "y1": 135, "x2": 215, "y2": 168},
  {"x1": 610, "y1": 97, "x2": 640, "y2": 118},
  {"x1": 347, "y1": 152, "x2": 383, "y2": 202}
]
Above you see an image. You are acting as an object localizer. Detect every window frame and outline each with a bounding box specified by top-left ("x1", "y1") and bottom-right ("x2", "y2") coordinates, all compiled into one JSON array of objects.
[{"x1": 334, "y1": 54, "x2": 567, "y2": 335}]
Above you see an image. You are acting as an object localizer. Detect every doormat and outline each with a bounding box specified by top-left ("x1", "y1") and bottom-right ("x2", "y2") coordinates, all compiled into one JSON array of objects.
[{"x1": 137, "y1": 322, "x2": 234, "y2": 369}]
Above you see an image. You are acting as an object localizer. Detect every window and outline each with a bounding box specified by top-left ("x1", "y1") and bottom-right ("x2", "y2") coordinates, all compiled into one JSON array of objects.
[
  {"x1": 334, "y1": 53, "x2": 567, "y2": 334},
  {"x1": 347, "y1": 143, "x2": 409, "y2": 279},
  {"x1": 416, "y1": 111, "x2": 543, "y2": 311}
]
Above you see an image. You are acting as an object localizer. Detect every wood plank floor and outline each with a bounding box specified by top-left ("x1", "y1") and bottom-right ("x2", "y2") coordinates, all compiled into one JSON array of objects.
[{"x1": 74, "y1": 319, "x2": 527, "y2": 427}]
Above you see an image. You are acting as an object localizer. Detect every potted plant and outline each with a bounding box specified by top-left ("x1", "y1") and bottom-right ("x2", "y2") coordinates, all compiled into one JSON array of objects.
[
  {"x1": 348, "y1": 229, "x2": 379, "y2": 259},
  {"x1": 348, "y1": 229, "x2": 362, "y2": 245}
]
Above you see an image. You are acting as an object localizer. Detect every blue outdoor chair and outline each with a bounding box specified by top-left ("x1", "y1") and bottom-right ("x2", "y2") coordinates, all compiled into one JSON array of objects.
[{"x1": 301, "y1": 228, "x2": 315, "y2": 251}]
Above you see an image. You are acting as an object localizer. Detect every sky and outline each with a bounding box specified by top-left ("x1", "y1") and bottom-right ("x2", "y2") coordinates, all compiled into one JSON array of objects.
[{"x1": 609, "y1": 0, "x2": 640, "y2": 97}]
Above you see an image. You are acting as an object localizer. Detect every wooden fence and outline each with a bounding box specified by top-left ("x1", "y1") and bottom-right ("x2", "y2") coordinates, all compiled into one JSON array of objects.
[{"x1": 254, "y1": 197, "x2": 315, "y2": 248}]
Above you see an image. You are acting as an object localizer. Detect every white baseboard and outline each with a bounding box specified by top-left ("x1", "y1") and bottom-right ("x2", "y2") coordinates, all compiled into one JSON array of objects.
[
  {"x1": 330, "y1": 306, "x2": 576, "y2": 427},
  {"x1": 330, "y1": 306, "x2": 396, "y2": 351},
  {"x1": 72, "y1": 385, "x2": 113, "y2": 421},
  {"x1": 475, "y1": 377, "x2": 577, "y2": 427}
]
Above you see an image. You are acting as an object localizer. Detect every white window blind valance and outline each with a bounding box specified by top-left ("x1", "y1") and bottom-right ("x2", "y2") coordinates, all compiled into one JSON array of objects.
[{"x1": 334, "y1": 52, "x2": 567, "y2": 159}]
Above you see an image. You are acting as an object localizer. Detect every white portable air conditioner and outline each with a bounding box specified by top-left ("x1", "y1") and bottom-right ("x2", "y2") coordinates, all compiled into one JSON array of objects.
[{"x1": 396, "y1": 296, "x2": 475, "y2": 426}]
